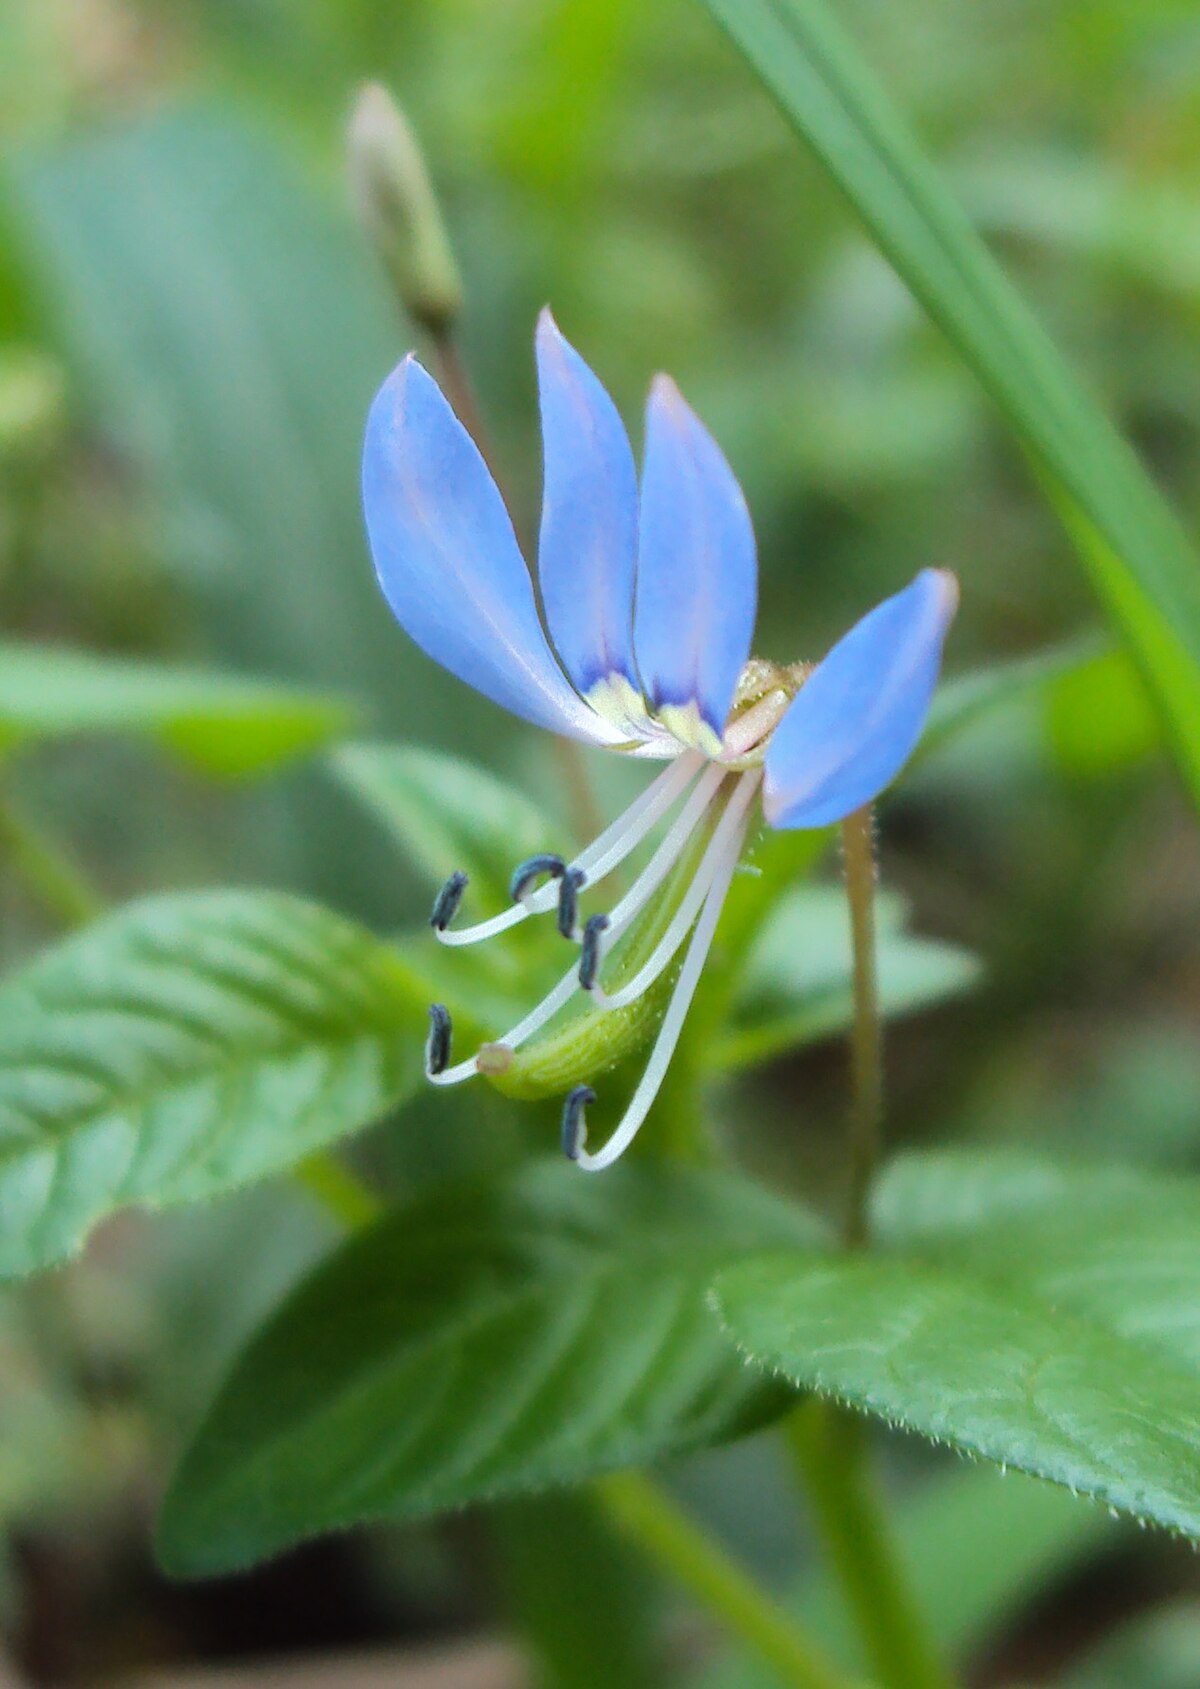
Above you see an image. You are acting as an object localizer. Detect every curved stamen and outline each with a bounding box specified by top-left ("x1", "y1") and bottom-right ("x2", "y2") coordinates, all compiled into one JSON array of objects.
[
  {"x1": 562, "y1": 804, "x2": 750, "y2": 1172},
  {"x1": 567, "y1": 750, "x2": 704, "y2": 886},
  {"x1": 433, "y1": 752, "x2": 704, "y2": 947},
  {"x1": 430, "y1": 872, "x2": 469, "y2": 933},
  {"x1": 586, "y1": 770, "x2": 760, "y2": 1009},
  {"x1": 578, "y1": 914, "x2": 610, "y2": 991},
  {"x1": 589, "y1": 761, "x2": 727, "y2": 948},
  {"x1": 509, "y1": 854, "x2": 566, "y2": 903},
  {"x1": 425, "y1": 1003, "x2": 453, "y2": 1076},
  {"x1": 561, "y1": 1085, "x2": 595, "y2": 1159},
  {"x1": 433, "y1": 897, "x2": 533, "y2": 948},
  {"x1": 427, "y1": 966, "x2": 581, "y2": 1086},
  {"x1": 427, "y1": 759, "x2": 727, "y2": 1087},
  {"x1": 556, "y1": 867, "x2": 586, "y2": 939}
]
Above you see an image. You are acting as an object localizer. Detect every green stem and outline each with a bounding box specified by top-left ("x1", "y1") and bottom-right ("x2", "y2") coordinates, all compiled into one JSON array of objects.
[
  {"x1": 596, "y1": 1471, "x2": 870, "y2": 1689},
  {"x1": 296, "y1": 1152, "x2": 848, "y2": 1689},
  {"x1": 0, "y1": 792, "x2": 106, "y2": 928},
  {"x1": 787, "y1": 1404, "x2": 956, "y2": 1689},
  {"x1": 780, "y1": 808, "x2": 956, "y2": 1689}
]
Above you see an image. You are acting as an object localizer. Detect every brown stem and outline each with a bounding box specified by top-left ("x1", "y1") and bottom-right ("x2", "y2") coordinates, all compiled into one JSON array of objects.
[
  {"x1": 429, "y1": 326, "x2": 495, "y2": 474},
  {"x1": 841, "y1": 803, "x2": 882, "y2": 1248}
]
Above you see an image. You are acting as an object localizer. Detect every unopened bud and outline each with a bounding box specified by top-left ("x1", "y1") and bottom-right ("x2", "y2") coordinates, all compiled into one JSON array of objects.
[{"x1": 348, "y1": 82, "x2": 464, "y2": 334}]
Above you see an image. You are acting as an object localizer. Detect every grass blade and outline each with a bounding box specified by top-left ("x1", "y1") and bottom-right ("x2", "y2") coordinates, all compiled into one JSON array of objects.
[{"x1": 700, "y1": 0, "x2": 1200, "y2": 801}]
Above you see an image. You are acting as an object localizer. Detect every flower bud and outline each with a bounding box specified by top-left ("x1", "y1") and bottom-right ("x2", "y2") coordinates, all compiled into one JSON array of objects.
[{"x1": 348, "y1": 83, "x2": 464, "y2": 335}]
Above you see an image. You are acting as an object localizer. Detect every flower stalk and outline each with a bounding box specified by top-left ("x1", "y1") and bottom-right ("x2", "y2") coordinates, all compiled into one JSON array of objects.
[
  {"x1": 783, "y1": 804, "x2": 959, "y2": 1689},
  {"x1": 787, "y1": 1404, "x2": 957, "y2": 1689},
  {"x1": 841, "y1": 803, "x2": 883, "y2": 1248},
  {"x1": 596, "y1": 1470, "x2": 871, "y2": 1689},
  {"x1": 294, "y1": 1138, "x2": 860, "y2": 1689}
]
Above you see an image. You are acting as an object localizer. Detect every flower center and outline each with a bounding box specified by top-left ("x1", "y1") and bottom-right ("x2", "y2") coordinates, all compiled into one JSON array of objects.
[{"x1": 719, "y1": 656, "x2": 810, "y2": 765}]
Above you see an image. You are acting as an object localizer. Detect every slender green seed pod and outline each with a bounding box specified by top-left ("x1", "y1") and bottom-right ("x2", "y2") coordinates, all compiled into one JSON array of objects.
[{"x1": 484, "y1": 814, "x2": 718, "y2": 1103}]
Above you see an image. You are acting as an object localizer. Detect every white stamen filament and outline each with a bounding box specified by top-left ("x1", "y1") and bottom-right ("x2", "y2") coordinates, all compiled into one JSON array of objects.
[
  {"x1": 570, "y1": 749, "x2": 704, "y2": 885},
  {"x1": 596, "y1": 762, "x2": 727, "y2": 943},
  {"x1": 427, "y1": 966, "x2": 580, "y2": 1085},
  {"x1": 434, "y1": 751, "x2": 704, "y2": 947},
  {"x1": 427, "y1": 759, "x2": 728, "y2": 1085},
  {"x1": 587, "y1": 770, "x2": 761, "y2": 1011},
  {"x1": 570, "y1": 771, "x2": 759, "y2": 1172}
]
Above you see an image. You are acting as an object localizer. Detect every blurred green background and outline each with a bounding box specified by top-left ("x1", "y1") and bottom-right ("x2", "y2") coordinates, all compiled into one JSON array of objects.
[{"x1": 1, "y1": 0, "x2": 1199, "y2": 1683}]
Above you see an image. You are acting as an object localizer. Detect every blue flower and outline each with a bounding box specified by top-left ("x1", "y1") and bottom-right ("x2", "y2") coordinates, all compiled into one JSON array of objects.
[{"x1": 363, "y1": 310, "x2": 957, "y2": 1170}]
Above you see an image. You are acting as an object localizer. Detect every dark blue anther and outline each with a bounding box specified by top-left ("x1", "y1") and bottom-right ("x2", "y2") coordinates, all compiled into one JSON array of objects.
[
  {"x1": 578, "y1": 914, "x2": 610, "y2": 991},
  {"x1": 426, "y1": 1003, "x2": 453, "y2": 1076},
  {"x1": 556, "y1": 867, "x2": 586, "y2": 939},
  {"x1": 509, "y1": 853, "x2": 567, "y2": 903},
  {"x1": 561, "y1": 1085, "x2": 595, "y2": 1160},
  {"x1": 430, "y1": 871, "x2": 469, "y2": 931}
]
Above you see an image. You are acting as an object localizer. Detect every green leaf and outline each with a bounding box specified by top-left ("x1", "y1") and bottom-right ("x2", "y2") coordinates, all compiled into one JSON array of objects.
[
  {"x1": 0, "y1": 643, "x2": 353, "y2": 776},
  {"x1": 699, "y1": 0, "x2": 1200, "y2": 803},
  {"x1": 333, "y1": 742, "x2": 560, "y2": 913},
  {"x1": 1045, "y1": 646, "x2": 1161, "y2": 777},
  {"x1": 921, "y1": 635, "x2": 1163, "y2": 782},
  {"x1": 920, "y1": 634, "x2": 1107, "y2": 766},
  {"x1": 7, "y1": 106, "x2": 473, "y2": 747},
  {"x1": 713, "y1": 1152, "x2": 1200, "y2": 1539},
  {"x1": 713, "y1": 886, "x2": 979, "y2": 1072},
  {"x1": 0, "y1": 890, "x2": 426, "y2": 1280},
  {"x1": 157, "y1": 1160, "x2": 820, "y2": 1577}
]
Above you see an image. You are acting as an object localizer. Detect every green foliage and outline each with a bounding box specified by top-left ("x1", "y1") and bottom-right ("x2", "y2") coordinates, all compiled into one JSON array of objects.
[
  {"x1": 156, "y1": 1160, "x2": 820, "y2": 1577},
  {"x1": 0, "y1": 890, "x2": 426, "y2": 1280},
  {"x1": 700, "y1": 0, "x2": 1200, "y2": 803},
  {"x1": 0, "y1": 642, "x2": 353, "y2": 775},
  {"x1": 924, "y1": 636, "x2": 1162, "y2": 782},
  {"x1": 920, "y1": 635, "x2": 1108, "y2": 765},
  {"x1": 0, "y1": 0, "x2": 1195, "y2": 1674},
  {"x1": 335, "y1": 743, "x2": 981, "y2": 1098},
  {"x1": 715, "y1": 885, "x2": 980, "y2": 1072},
  {"x1": 494, "y1": 1492, "x2": 661, "y2": 1689},
  {"x1": 8, "y1": 106, "x2": 441, "y2": 733},
  {"x1": 713, "y1": 1152, "x2": 1200, "y2": 1538},
  {"x1": 1045, "y1": 646, "x2": 1161, "y2": 777},
  {"x1": 334, "y1": 741, "x2": 560, "y2": 911},
  {"x1": 699, "y1": 1462, "x2": 1115, "y2": 1686}
]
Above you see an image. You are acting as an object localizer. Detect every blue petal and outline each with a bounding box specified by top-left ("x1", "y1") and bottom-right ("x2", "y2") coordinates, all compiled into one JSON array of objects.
[
  {"x1": 536, "y1": 310, "x2": 645, "y2": 732},
  {"x1": 363, "y1": 357, "x2": 622, "y2": 745},
  {"x1": 764, "y1": 569, "x2": 958, "y2": 830},
  {"x1": 634, "y1": 377, "x2": 757, "y2": 756}
]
